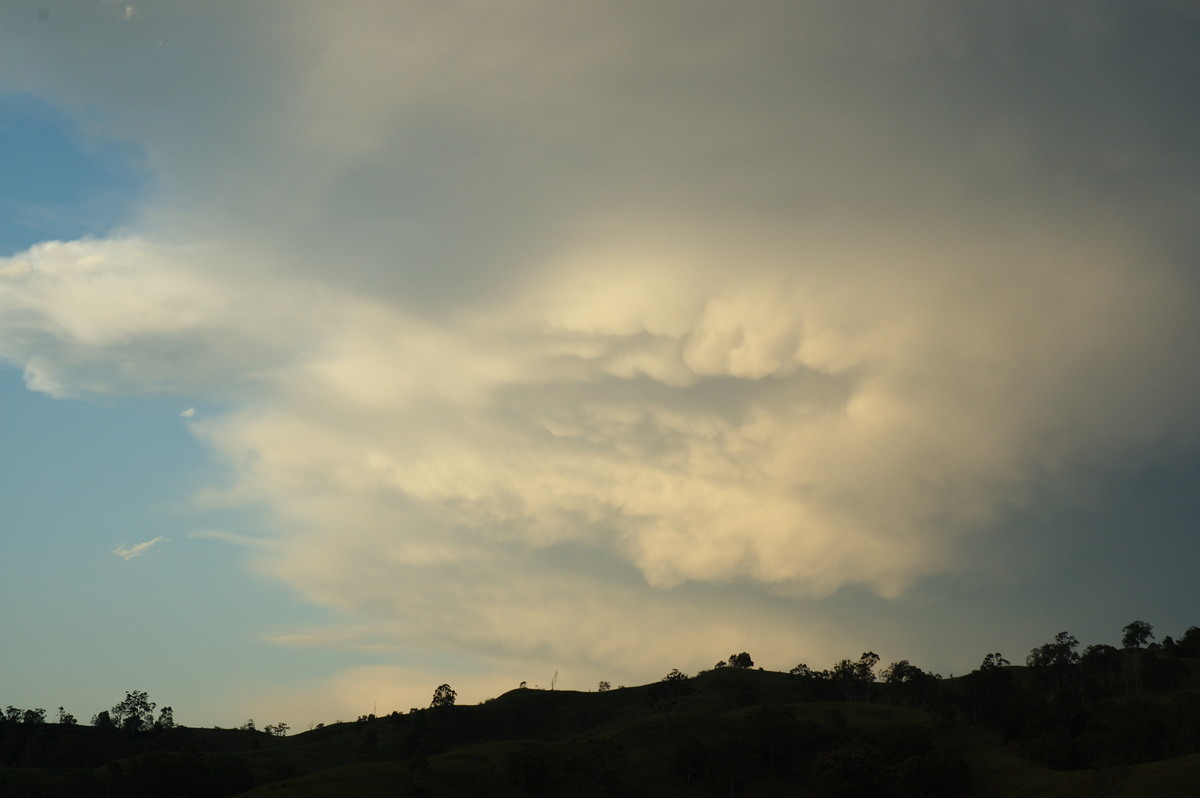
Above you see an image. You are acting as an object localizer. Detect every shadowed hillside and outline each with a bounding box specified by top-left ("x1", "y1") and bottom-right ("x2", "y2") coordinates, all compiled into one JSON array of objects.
[{"x1": 4, "y1": 625, "x2": 1200, "y2": 796}]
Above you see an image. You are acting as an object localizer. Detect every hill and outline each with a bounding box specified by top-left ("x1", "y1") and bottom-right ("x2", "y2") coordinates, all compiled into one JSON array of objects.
[{"x1": 4, "y1": 639, "x2": 1200, "y2": 796}]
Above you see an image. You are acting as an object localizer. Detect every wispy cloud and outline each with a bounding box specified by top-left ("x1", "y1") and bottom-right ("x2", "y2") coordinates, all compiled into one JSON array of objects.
[
  {"x1": 112, "y1": 536, "x2": 168, "y2": 561},
  {"x1": 187, "y1": 529, "x2": 274, "y2": 550}
]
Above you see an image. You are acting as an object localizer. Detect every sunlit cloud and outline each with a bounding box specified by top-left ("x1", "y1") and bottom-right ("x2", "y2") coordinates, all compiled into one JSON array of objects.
[{"x1": 2, "y1": 1, "x2": 1199, "y2": 695}]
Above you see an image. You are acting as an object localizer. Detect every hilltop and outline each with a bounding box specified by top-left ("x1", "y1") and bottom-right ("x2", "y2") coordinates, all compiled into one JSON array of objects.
[{"x1": 4, "y1": 626, "x2": 1200, "y2": 796}]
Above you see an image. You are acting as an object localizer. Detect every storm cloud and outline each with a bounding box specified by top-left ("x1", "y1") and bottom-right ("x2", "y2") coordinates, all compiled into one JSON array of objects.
[{"x1": 2, "y1": 1, "x2": 1198, "y2": 710}]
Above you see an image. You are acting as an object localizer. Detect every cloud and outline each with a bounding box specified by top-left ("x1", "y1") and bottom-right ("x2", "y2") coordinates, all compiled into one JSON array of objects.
[
  {"x1": 179, "y1": 407, "x2": 195, "y2": 418},
  {"x1": 3, "y1": 2, "x2": 1200, "y2": 688},
  {"x1": 186, "y1": 529, "x2": 274, "y2": 550},
  {"x1": 112, "y1": 536, "x2": 168, "y2": 561},
  {"x1": 0, "y1": 237, "x2": 343, "y2": 399}
]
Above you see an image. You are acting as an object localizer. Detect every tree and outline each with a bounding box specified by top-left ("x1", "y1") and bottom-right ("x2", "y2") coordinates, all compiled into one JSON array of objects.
[
  {"x1": 965, "y1": 654, "x2": 1016, "y2": 725},
  {"x1": 597, "y1": 681, "x2": 611, "y2": 692},
  {"x1": 263, "y1": 722, "x2": 289, "y2": 736},
  {"x1": 728, "y1": 652, "x2": 754, "y2": 669},
  {"x1": 880, "y1": 660, "x2": 938, "y2": 707},
  {"x1": 57, "y1": 707, "x2": 78, "y2": 726},
  {"x1": 1026, "y1": 632, "x2": 1081, "y2": 691},
  {"x1": 22, "y1": 708, "x2": 46, "y2": 725},
  {"x1": 1122, "y1": 620, "x2": 1154, "y2": 649},
  {"x1": 431, "y1": 684, "x2": 457, "y2": 708},
  {"x1": 857, "y1": 652, "x2": 880, "y2": 682},
  {"x1": 830, "y1": 652, "x2": 879, "y2": 701},
  {"x1": 1026, "y1": 632, "x2": 1080, "y2": 669},
  {"x1": 1080, "y1": 644, "x2": 1123, "y2": 691},
  {"x1": 111, "y1": 690, "x2": 156, "y2": 732},
  {"x1": 91, "y1": 710, "x2": 114, "y2": 730},
  {"x1": 1176, "y1": 626, "x2": 1200, "y2": 658},
  {"x1": 650, "y1": 670, "x2": 695, "y2": 734},
  {"x1": 155, "y1": 706, "x2": 175, "y2": 730}
]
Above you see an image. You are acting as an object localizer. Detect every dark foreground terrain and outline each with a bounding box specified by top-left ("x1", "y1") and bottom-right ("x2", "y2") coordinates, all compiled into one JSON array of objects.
[{"x1": 4, "y1": 632, "x2": 1200, "y2": 796}]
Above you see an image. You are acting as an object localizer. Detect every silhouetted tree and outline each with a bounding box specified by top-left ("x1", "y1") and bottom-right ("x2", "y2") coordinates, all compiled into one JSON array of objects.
[
  {"x1": 1178, "y1": 626, "x2": 1200, "y2": 657},
  {"x1": 1078, "y1": 643, "x2": 1122, "y2": 692},
  {"x1": 728, "y1": 652, "x2": 754, "y2": 669},
  {"x1": 1027, "y1": 632, "x2": 1080, "y2": 691},
  {"x1": 858, "y1": 652, "x2": 880, "y2": 680},
  {"x1": 1118, "y1": 624, "x2": 1157, "y2": 695},
  {"x1": 880, "y1": 659, "x2": 917, "y2": 684},
  {"x1": 1122, "y1": 620, "x2": 1154, "y2": 649},
  {"x1": 111, "y1": 690, "x2": 156, "y2": 732},
  {"x1": 1027, "y1": 632, "x2": 1080, "y2": 669},
  {"x1": 881, "y1": 660, "x2": 938, "y2": 708},
  {"x1": 155, "y1": 706, "x2": 175, "y2": 730},
  {"x1": 56, "y1": 707, "x2": 77, "y2": 726},
  {"x1": 964, "y1": 652, "x2": 1016, "y2": 726},
  {"x1": 830, "y1": 652, "x2": 879, "y2": 702},
  {"x1": 431, "y1": 684, "x2": 457, "y2": 708},
  {"x1": 650, "y1": 670, "x2": 695, "y2": 734}
]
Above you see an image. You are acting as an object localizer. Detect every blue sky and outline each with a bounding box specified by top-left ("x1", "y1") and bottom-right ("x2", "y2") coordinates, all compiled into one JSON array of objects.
[{"x1": 2, "y1": 1, "x2": 1200, "y2": 730}]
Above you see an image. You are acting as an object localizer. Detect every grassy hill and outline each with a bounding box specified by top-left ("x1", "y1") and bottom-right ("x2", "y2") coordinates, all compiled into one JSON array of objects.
[{"x1": 4, "y1": 654, "x2": 1200, "y2": 796}]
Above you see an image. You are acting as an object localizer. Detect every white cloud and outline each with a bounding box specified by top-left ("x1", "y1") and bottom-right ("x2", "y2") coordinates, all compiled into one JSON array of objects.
[
  {"x1": 4, "y1": 1, "x2": 1200, "y2": 692},
  {"x1": 112, "y1": 536, "x2": 168, "y2": 561},
  {"x1": 180, "y1": 407, "x2": 196, "y2": 418}
]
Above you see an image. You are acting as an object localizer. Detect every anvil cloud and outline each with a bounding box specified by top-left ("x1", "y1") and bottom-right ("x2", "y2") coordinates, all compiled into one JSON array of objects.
[{"x1": 3, "y1": 1, "x2": 1199, "y2": 721}]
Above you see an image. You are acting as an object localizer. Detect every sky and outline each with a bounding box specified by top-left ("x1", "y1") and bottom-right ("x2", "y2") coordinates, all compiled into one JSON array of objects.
[{"x1": 2, "y1": 0, "x2": 1199, "y2": 730}]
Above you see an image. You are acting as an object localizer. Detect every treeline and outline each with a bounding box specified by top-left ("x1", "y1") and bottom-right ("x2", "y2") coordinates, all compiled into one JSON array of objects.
[
  {"x1": 743, "y1": 620, "x2": 1200, "y2": 770},
  {"x1": 3, "y1": 690, "x2": 172, "y2": 739},
  {"x1": 0, "y1": 692, "x2": 266, "y2": 797},
  {"x1": 946, "y1": 622, "x2": 1200, "y2": 769},
  {"x1": 3, "y1": 620, "x2": 1199, "y2": 796}
]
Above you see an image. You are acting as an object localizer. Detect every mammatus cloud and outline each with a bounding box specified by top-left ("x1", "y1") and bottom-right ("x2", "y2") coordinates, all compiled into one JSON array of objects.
[
  {"x1": 3, "y1": 1, "x2": 1200, "y2": 695},
  {"x1": 112, "y1": 536, "x2": 168, "y2": 561},
  {"x1": 10, "y1": 221, "x2": 1197, "y2": 666}
]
